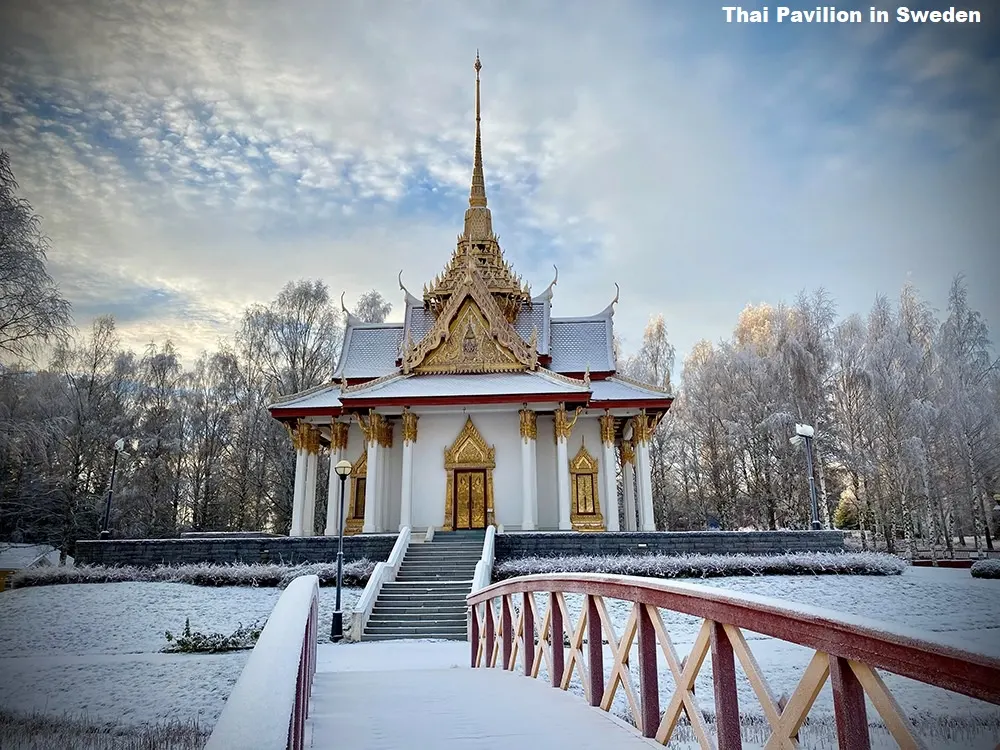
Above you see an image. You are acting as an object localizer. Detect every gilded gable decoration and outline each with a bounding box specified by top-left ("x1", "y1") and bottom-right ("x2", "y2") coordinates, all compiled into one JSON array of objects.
[
  {"x1": 404, "y1": 259, "x2": 539, "y2": 374},
  {"x1": 570, "y1": 443, "x2": 604, "y2": 532},
  {"x1": 442, "y1": 417, "x2": 496, "y2": 531}
]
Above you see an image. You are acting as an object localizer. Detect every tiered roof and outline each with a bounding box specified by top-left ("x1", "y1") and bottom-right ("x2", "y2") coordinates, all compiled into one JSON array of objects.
[{"x1": 270, "y1": 56, "x2": 672, "y2": 422}]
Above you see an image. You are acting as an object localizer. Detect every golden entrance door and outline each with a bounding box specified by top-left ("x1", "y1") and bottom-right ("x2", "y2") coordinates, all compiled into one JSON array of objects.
[{"x1": 453, "y1": 469, "x2": 487, "y2": 529}]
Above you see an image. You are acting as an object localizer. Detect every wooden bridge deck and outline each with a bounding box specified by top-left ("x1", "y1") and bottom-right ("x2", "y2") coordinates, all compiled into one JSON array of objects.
[{"x1": 306, "y1": 641, "x2": 655, "y2": 749}]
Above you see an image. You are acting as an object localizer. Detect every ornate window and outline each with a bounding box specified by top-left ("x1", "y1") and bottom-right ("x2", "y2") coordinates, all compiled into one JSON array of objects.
[{"x1": 570, "y1": 444, "x2": 605, "y2": 532}]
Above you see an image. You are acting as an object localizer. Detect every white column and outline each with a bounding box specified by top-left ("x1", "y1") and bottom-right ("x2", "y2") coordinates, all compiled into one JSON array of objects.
[
  {"x1": 377, "y1": 420, "x2": 392, "y2": 532},
  {"x1": 636, "y1": 438, "x2": 656, "y2": 532},
  {"x1": 520, "y1": 409, "x2": 538, "y2": 531},
  {"x1": 290, "y1": 445, "x2": 307, "y2": 537},
  {"x1": 362, "y1": 415, "x2": 381, "y2": 534},
  {"x1": 303, "y1": 449, "x2": 318, "y2": 537},
  {"x1": 324, "y1": 422, "x2": 348, "y2": 536},
  {"x1": 556, "y1": 436, "x2": 571, "y2": 530},
  {"x1": 400, "y1": 410, "x2": 417, "y2": 531},
  {"x1": 622, "y1": 443, "x2": 637, "y2": 531},
  {"x1": 599, "y1": 414, "x2": 620, "y2": 532}
]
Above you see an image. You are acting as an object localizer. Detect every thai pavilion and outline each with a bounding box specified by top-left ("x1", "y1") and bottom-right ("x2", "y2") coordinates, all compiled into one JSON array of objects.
[{"x1": 268, "y1": 57, "x2": 673, "y2": 537}]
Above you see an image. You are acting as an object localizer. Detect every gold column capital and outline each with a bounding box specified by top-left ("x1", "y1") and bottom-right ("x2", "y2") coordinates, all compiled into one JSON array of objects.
[
  {"x1": 300, "y1": 423, "x2": 320, "y2": 454},
  {"x1": 331, "y1": 422, "x2": 350, "y2": 452},
  {"x1": 620, "y1": 440, "x2": 635, "y2": 466},
  {"x1": 377, "y1": 416, "x2": 393, "y2": 449},
  {"x1": 402, "y1": 408, "x2": 419, "y2": 444},
  {"x1": 554, "y1": 403, "x2": 583, "y2": 442},
  {"x1": 632, "y1": 411, "x2": 654, "y2": 445},
  {"x1": 519, "y1": 408, "x2": 537, "y2": 441},
  {"x1": 599, "y1": 412, "x2": 616, "y2": 446}
]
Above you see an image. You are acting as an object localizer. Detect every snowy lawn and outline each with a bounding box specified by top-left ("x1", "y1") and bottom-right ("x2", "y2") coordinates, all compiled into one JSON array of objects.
[
  {"x1": 0, "y1": 581, "x2": 362, "y2": 732},
  {"x1": 494, "y1": 551, "x2": 906, "y2": 580},
  {"x1": 507, "y1": 566, "x2": 1000, "y2": 748}
]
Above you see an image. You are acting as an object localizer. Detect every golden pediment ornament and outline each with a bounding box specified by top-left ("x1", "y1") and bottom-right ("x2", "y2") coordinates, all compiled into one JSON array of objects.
[{"x1": 404, "y1": 271, "x2": 538, "y2": 374}]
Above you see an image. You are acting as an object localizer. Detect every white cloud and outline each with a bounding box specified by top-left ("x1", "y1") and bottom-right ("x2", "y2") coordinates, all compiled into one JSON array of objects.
[{"x1": 1, "y1": 0, "x2": 996, "y2": 370}]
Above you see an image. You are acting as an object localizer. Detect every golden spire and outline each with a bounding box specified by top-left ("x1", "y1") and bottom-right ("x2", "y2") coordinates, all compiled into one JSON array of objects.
[{"x1": 469, "y1": 52, "x2": 487, "y2": 208}]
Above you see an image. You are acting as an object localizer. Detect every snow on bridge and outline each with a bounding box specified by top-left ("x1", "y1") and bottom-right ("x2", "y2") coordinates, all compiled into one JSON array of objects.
[{"x1": 306, "y1": 640, "x2": 656, "y2": 748}]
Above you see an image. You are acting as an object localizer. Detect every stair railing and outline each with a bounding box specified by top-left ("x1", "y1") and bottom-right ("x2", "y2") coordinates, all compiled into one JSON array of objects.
[
  {"x1": 205, "y1": 574, "x2": 319, "y2": 750},
  {"x1": 349, "y1": 526, "x2": 411, "y2": 641}
]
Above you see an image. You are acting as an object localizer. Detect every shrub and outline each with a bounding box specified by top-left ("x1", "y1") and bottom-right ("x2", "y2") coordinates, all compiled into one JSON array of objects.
[
  {"x1": 162, "y1": 616, "x2": 264, "y2": 653},
  {"x1": 970, "y1": 559, "x2": 1000, "y2": 579},
  {"x1": 493, "y1": 551, "x2": 907, "y2": 581},
  {"x1": 9, "y1": 559, "x2": 377, "y2": 589}
]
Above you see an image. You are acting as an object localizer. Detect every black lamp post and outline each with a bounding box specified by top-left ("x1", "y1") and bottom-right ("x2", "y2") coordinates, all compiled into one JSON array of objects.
[
  {"x1": 100, "y1": 438, "x2": 130, "y2": 539},
  {"x1": 793, "y1": 424, "x2": 822, "y2": 530},
  {"x1": 330, "y1": 458, "x2": 353, "y2": 642}
]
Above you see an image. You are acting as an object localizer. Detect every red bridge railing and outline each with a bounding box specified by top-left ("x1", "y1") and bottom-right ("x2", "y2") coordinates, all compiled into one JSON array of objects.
[{"x1": 467, "y1": 573, "x2": 1000, "y2": 748}]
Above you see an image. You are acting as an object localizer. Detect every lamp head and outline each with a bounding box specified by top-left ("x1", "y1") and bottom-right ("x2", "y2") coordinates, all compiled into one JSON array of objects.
[
  {"x1": 334, "y1": 459, "x2": 353, "y2": 478},
  {"x1": 114, "y1": 438, "x2": 126, "y2": 452},
  {"x1": 794, "y1": 424, "x2": 814, "y2": 438}
]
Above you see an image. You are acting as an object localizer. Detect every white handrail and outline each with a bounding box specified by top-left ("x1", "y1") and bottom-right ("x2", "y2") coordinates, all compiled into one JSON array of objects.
[
  {"x1": 471, "y1": 524, "x2": 496, "y2": 593},
  {"x1": 349, "y1": 526, "x2": 410, "y2": 641},
  {"x1": 205, "y1": 574, "x2": 319, "y2": 750}
]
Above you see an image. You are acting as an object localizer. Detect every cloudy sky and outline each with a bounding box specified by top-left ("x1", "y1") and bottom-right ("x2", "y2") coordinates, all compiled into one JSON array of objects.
[{"x1": 1, "y1": 0, "x2": 997, "y2": 377}]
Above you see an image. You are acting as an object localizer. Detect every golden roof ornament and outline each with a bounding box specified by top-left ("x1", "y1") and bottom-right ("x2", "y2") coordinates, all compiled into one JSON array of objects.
[{"x1": 422, "y1": 53, "x2": 531, "y2": 324}]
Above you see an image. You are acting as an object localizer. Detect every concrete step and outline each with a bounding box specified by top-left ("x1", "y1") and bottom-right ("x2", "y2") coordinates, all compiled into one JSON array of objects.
[
  {"x1": 402, "y1": 553, "x2": 482, "y2": 562},
  {"x1": 368, "y1": 613, "x2": 467, "y2": 626},
  {"x1": 398, "y1": 560, "x2": 480, "y2": 568},
  {"x1": 372, "y1": 604, "x2": 468, "y2": 615},
  {"x1": 395, "y1": 572, "x2": 476, "y2": 580},
  {"x1": 378, "y1": 585, "x2": 470, "y2": 593},
  {"x1": 362, "y1": 632, "x2": 467, "y2": 641},
  {"x1": 364, "y1": 624, "x2": 468, "y2": 637},
  {"x1": 376, "y1": 592, "x2": 469, "y2": 602}
]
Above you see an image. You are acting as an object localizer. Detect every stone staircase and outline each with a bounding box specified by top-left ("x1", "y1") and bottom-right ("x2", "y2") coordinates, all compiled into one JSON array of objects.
[{"x1": 363, "y1": 530, "x2": 485, "y2": 641}]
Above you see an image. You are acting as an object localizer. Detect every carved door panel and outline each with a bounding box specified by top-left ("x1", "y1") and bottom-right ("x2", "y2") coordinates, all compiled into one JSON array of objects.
[
  {"x1": 575, "y1": 474, "x2": 596, "y2": 516},
  {"x1": 454, "y1": 470, "x2": 487, "y2": 529},
  {"x1": 351, "y1": 477, "x2": 367, "y2": 520}
]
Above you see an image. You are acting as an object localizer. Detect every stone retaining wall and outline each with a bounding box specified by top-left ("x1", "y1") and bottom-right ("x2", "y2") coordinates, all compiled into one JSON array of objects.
[
  {"x1": 75, "y1": 535, "x2": 397, "y2": 567},
  {"x1": 494, "y1": 530, "x2": 846, "y2": 559},
  {"x1": 75, "y1": 530, "x2": 845, "y2": 568}
]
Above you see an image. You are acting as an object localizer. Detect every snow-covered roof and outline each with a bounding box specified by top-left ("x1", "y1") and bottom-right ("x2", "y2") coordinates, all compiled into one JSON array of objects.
[
  {"x1": 333, "y1": 323, "x2": 403, "y2": 379},
  {"x1": 548, "y1": 307, "x2": 616, "y2": 373},
  {"x1": 0, "y1": 544, "x2": 59, "y2": 570},
  {"x1": 589, "y1": 377, "x2": 673, "y2": 404},
  {"x1": 269, "y1": 383, "x2": 342, "y2": 412},
  {"x1": 515, "y1": 299, "x2": 551, "y2": 354},
  {"x1": 340, "y1": 371, "x2": 589, "y2": 402}
]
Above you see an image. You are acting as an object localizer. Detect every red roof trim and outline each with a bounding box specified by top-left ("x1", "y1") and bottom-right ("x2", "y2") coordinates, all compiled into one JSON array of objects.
[
  {"x1": 589, "y1": 398, "x2": 675, "y2": 410},
  {"x1": 341, "y1": 392, "x2": 592, "y2": 408},
  {"x1": 269, "y1": 407, "x2": 345, "y2": 418}
]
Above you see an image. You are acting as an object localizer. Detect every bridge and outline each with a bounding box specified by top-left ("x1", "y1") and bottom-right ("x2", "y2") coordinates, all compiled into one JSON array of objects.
[{"x1": 203, "y1": 535, "x2": 1000, "y2": 749}]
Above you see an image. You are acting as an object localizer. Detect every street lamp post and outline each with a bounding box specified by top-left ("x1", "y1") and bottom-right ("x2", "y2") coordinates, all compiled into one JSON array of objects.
[
  {"x1": 792, "y1": 424, "x2": 822, "y2": 530},
  {"x1": 330, "y1": 459, "x2": 353, "y2": 642},
  {"x1": 100, "y1": 438, "x2": 131, "y2": 539}
]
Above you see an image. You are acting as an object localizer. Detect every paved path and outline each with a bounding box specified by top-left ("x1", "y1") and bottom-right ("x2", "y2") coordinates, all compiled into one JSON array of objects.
[{"x1": 307, "y1": 641, "x2": 656, "y2": 749}]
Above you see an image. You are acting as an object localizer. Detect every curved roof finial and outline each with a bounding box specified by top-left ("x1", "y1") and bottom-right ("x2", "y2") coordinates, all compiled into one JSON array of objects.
[
  {"x1": 398, "y1": 270, "x2": 420, "y2": 306},
  {"x1": 612, "y1": 282, "x2": 620, "y2": 308},
  {"x1": 598, "y1": 283, "x2": 620, "y2": 318},
  {"x1": 340, "y1": 291, "x2": 349, "y2": 316},
  {"x1": 536, "y1": 265, "x2": 558, "y2": 302}
]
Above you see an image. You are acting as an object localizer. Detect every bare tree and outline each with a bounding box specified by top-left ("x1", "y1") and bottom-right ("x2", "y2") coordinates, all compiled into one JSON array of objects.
[
  {"x1": 353, "y1": 289, "x2": 393, "y2": 324},
  {"x1": 0, "y1": 151, "x2": 72, "y2": 363}
]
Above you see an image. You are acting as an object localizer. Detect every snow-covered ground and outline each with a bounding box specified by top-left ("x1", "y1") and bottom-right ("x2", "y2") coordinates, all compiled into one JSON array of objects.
[
  {"x1": 0, "y1": 582, "x2": 361, "y2": 729},
  {"x1": 1, "y1": 567, "x2": 997, "y2": 748}
]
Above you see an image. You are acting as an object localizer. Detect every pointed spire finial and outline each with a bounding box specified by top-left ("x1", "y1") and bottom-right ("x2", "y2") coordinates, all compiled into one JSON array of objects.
[{"x1": 469, "y1": 52, "x2": 487, "y2": 209}]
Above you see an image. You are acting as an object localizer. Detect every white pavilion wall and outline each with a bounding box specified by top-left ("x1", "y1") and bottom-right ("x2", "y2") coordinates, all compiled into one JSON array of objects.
[
  {"x1": 343, "y1": 422, "x2": 367, "y2": 469},
  {"x1": 535, "y1": 416, "x2": 557, "y2": 529},
  {"x1": 384, "y1": 421, "x2": 402, "y2": 531},
  {"x1": 409, "y1": 411, "x2": 522, "y2": 531}
]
